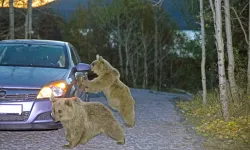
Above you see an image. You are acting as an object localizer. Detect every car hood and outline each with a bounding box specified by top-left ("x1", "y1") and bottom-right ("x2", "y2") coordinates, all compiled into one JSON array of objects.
[{"x1": 0, "y1": 66, "x2": 68, "y2": 89}]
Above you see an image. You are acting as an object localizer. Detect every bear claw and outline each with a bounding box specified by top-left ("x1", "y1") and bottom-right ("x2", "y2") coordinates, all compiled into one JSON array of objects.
[
  {"x1": 124, "y1": 123, "x2": 134, "y2": 128},
  {"x1": 62, "y1": 144, "x2": 71, "y2": 149},
  {"x1": 117, "y1": 138, "x2": 125, "y2": 145}
]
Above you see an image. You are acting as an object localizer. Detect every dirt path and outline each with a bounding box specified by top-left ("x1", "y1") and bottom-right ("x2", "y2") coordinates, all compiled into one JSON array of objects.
[{"x1": 0, "y1": 89, "x2": 203, "y2": 150}]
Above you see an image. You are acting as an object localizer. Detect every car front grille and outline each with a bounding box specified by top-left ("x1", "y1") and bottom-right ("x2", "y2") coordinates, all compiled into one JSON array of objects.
[
  {"x1": 0, "y1": 111, "x2": 30, "y2": 122},
  {"x1": 0, "y1": 94, "x2": 37, "y2": 101},
  {"x1": 35, "y1": 112, "x2": 52, "y2": 121}
]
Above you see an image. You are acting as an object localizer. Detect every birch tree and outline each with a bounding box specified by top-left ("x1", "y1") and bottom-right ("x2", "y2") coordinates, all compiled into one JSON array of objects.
[
  {"x1": 209, "y1": 0, "x2": 229, "y2": 121},
  {"x1": 116, "y1": 15, "x2": 124, "y2": 78},
  {"x1": 9, "y1": 0, "x2": 14, "y2": 39},
  {"x1": 141, "y1": 25, "x2": 149, "y2": 88},
  {"x1": 224, "y1": 0, "x2": 238, "y2": 102},
  {"x1": 248, "y1": 1, "x2": 250, "y2": 95},
  {"x1": 231, "y1": 1, "x2": 250, "y2": 95},
  {"x1": 153, "y1": 8, "x2": 159, "y2": 89},
  {"x1": 25, "y1": 0, "x2": 33, "y2": 39},
  {"x1": 200, "y1": 0, "x2": 207, "y2": 105}
]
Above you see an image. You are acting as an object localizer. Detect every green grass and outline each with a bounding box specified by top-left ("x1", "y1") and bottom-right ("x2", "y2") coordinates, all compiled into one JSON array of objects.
[{"x1": 176, "y1": 90, "x2": 250, "y2": 150}]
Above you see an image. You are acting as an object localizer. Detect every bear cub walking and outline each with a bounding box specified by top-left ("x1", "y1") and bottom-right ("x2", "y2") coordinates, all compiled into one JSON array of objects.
[{"x1": 50, "y1": 93, "x2": 125, "y2": 149}]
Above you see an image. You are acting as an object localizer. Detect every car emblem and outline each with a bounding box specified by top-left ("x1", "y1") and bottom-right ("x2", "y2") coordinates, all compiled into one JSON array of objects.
[{"x1": 0, "y1": 90, "x2": 6, "y2": 98}]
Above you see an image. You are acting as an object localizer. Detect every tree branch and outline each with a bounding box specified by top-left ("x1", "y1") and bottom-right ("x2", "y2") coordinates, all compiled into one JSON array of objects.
[
  {"x1": 240, "y1": 2, "x2": 249, "y2": 15},
  {"x1": 231, "y1": 6, "x2": 249, "y2": 45},
  {"x1": 150, "y1": 0, "x2": 164, "y2": 7}
]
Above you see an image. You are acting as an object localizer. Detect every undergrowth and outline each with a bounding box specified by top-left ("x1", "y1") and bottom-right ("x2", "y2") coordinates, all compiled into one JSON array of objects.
[{"x1": 176, "y1": 90, "x2": 250, "y2": 149}]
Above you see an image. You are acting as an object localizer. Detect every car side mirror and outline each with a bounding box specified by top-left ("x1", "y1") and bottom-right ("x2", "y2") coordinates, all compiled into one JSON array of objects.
[{"x1": 75, "y1": 63, "x2": 90, "y2": 72}]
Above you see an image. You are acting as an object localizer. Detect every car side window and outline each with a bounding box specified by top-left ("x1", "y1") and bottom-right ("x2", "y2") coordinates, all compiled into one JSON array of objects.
[
  {"x1": 72, "y1": 46, "x2": 81, "y2": 63},
  {"x1": 69, "y1": 45, "x2": 78, "y2": 65}
]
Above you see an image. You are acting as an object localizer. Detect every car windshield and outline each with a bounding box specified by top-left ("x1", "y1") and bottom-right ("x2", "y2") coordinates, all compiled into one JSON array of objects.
[{"x1": 0, "y1": 44, "x2": 67, "y2": 68}]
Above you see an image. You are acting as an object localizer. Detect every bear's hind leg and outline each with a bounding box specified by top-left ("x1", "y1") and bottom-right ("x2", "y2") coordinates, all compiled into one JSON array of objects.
[
  {"x1": 103, "y1": 122, "x2": 125, "y2": 145},
  {"x1": 120, "y1": 102, "x2": 135, "y2": 128},
  {"x1": 79, "y1": 130, "x2": 99, "y2": 145}
]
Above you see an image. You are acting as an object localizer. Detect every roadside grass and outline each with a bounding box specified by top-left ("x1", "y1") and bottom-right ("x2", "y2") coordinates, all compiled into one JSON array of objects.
[{"x1": 176, "y1": 90, "x2": 250, "y2": 150}]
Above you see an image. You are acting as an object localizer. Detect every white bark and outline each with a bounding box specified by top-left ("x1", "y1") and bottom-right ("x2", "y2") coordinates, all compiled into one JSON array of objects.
[
  {"x1": 159, "y1": 45, "x2": 163, "y2": 90},
  {"x1": 248, "y1": 1, "x2": 250, "y2": 94},
  {"x1": 224, "y1": 0, "x2": 238, "y2": 102},
  {"x1": 9, "y1": 0, "x2": 14, "y2": 39},
  {"x1": 117, "y1": 15, "x2": 124, "y2": 78},
  {"x1": 125, "y1": 36, "x2": 129, "y2": 82},
  {"x1": 129, "y1": 53, "x2": 138, "y2": 87},
  {"x1": 123, "y1": 20, "x2": 134, "y2": 83},
  {"x1": 141, "y1": 22, "x2": 148, "y2": 88},
  {"x1": 154, "y1": 10, "x2": 158, "y2": 89},
  {"x1": 210, "y1": 0, "x2": 229, "y2": 121},
  {"x1": 27, "y1": 0, "x2": 33, "y2": 39},
  {"x1": 143, "y1": 44, "x2": 148, "y2": 88},
  {"x1": 25, "y1": 14, "x2": 28, "y2": 39},
  {"x1": 200, "y1": 0, "x2": 207, "y2": 105}
]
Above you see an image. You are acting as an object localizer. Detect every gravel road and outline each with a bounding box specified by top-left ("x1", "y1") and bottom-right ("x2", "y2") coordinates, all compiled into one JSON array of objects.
[{"x1": 0, "y1": 89, "x2": 203, "y2": 150}]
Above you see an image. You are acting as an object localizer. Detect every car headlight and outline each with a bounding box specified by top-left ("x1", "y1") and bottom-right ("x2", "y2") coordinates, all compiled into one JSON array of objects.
[{"x1": 36, "y1": 80, "x2": 67, "y2": 99}]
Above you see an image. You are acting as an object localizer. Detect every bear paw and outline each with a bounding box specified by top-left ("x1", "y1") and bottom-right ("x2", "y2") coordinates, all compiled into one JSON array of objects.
[
  {"x1": 124, "y1": 123, "x2": 134, "y2": 128},
  {"x1": 117, "y1": 139, "x2": 125, "y2": 145},
  {"x1": 62, "y1": 144, "x2": 72, "y2": 149}
]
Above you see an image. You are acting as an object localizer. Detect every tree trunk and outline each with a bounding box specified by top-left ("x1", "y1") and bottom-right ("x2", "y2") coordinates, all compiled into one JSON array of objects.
[
  {"x1": 25, "y1": 14, "x2": 28, "y2": 39},
  {"x1": 131, "y1": 54, "x2": 137, "y2": 87},
  {"x1": 124, "y1": 26, "x2": 132, "y2": 83},
  {"x1": 247, "y1": 1, "x2": 250, "y2": 95},
  {"x1": 135, "y1": 51, "x2": 139, "y2": 84},
  {"x1": 9, "y1": 0, "x2": 14, "y2": 39},
  {"x1": 1, "y1": 0, "x2": 5, "y2": 7},
  {"x1": 141, "y1": 22, "x2": 148, "y2": 89},
  {"x1": 143, "y1": 47, "x2": 148, "y2": 88},
  {"x1": 27, "y1": 0, "x2": 33, "y2": 39},
  {"x1": 117, "y1": 15, "x2": 124, "y2": 78},
  {"x1": 170, "y1": 58, "x2": 173, "y2": 87},
  {"x1": 153, "y1": 10, "x2": 158, "y2": 89},
  {"x1": 224, "y1": 0, "x2": 238, "y2": 103},
  {"x1": 129, "y1": 54, "x2": 136, "y2": 87},
  {"x1": 159, "y1": 46, "x2": 163, "y2": 90},
  {"x1": 210, "y1": 0, "x2": 229, "y2": 121},
  {"x1": 125, "y1": 39, "x2": 129, "y2": 83},
  {"x1": 200, "y1": 0, "x2": 207, "y2": 105}
]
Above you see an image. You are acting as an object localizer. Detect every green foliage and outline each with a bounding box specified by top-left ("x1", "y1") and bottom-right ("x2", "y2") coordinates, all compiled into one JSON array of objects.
[{"x1": 60, "y1": 0, "x2": 182, "y2": 89}]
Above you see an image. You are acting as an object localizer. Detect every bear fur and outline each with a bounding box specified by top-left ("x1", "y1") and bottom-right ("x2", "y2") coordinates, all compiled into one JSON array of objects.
[
  {"x1": 78, "y1": 54, "x2": 135, "y2": 128},
  {"x1": 49, "y1": 94, "x2": 125, "y2": 149}
]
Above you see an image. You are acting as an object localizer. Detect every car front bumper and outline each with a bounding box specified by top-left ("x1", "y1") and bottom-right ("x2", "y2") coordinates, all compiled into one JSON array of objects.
[
  {"x1": 0, "y1": 99, "x2": 62, "y2": 130},
  {"x1": 0, "y1": 122, "x2": 62, "y2": 130}
]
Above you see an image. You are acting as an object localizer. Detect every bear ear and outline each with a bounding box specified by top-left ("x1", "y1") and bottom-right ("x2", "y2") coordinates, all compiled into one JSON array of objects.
[
  {"x1": 49, "y1": 92, "x2": 56, "y2": 103},
  {"x1": 65, "y1": 99, "x2": 73, "y2": 107},
  {"x1": 99, "y1": 56, "x2": 103, "y2": 61},
  {"x1": 96, "y1": 54, "x2": 100, "y2": 60},
  {"x1": 96, "y1": 54, "x2": 103, "y2": 61}
]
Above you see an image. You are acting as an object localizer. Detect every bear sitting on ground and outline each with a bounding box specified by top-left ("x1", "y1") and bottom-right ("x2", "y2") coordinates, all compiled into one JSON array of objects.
[
  {"x1": 49, "y1": 93, "x2": 125, "y2": 149},
  {"x1": 78, "y1": 54, "x2": 135, "y2": 128}
]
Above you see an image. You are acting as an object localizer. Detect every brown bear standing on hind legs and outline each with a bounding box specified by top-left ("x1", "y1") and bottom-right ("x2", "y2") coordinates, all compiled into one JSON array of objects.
[
  {"x1": 78, "y1": 54, "x2": 135, "y2": 128},
  {"x1": 49, "y1": 93, "x2": 125, "y2": 149}
]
